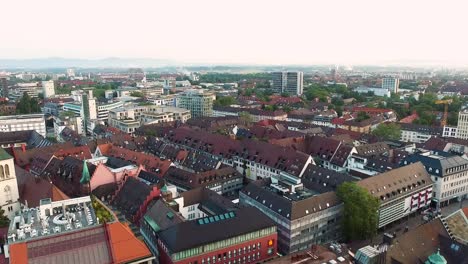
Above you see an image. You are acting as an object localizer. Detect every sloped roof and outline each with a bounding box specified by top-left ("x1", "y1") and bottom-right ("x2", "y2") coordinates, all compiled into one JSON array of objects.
[
  {"x1": 356, "y1": 142, "x2": 389, "y2": 157},
  {"x1": 358, "y1": 162, "x2": 432, "y2": 204},
  {"x1": 386, "y1": 219, "x2": 449, "y2": 264},
  {"x1": 16, "y1": 165, "x2": 69, "y2": 207},
  {"x1": 106, "y1": 222, "x2": 153, "y2": 263},
  {"x1": 301, "y1": 164, "x2": 355, "y2": 193},
  {"x1": 112, "y1": 177, "x2": 152, "y2": 220},
  {"x1": 165, "y1": 127, "x2": 311, "y2": 177},
  {"x1": 445, "y1": 208, "x2": 468, "y2": 245},
  {"x1": 144, "y1": 199, "x2": 184, "y2": 232},
  {"x1": 0, "y1": 148, "x2": 12, "y2": 161}
]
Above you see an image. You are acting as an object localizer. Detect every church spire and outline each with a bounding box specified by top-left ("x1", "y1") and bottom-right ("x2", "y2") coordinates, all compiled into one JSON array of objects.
[{"x1": 80, "y1": 160, "x2": 90, "y2": 184}]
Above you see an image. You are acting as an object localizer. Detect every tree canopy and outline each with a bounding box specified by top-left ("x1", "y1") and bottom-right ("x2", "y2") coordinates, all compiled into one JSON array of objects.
[
  {"x1": 130, "y1": 91, "x2": 144, "y2": 97},
  {"x1": 0, "y1": 208, "x2": 10, "y2": 228},
  {"x1": 214, "y1": 96, "x2": 237, "y2": 106},
  {"x1": 372, "y1": 123, "x2": 401, "y2": 140},
  {"x1": 337, "y1": 182, "x2": 380, "y2": 241},
  {"x1": 16, "y1": 92, "x2": 41, "y2": 114}
]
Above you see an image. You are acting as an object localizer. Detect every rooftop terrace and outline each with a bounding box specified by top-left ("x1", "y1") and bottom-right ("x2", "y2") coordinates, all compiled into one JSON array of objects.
[{"x1": 8, "y1": 196, "x2": 98, "y2": 243}]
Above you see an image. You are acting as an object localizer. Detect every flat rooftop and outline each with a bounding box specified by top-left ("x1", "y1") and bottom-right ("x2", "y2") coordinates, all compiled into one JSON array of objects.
[{"x1": 8, "y1": 196, "x2": 98, "y2": 244}]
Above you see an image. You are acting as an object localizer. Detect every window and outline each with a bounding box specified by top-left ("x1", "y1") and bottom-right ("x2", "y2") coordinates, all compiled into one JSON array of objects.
[
  {"x1": 4, "y1": 164, "x2": 9, "y2": 178},
  {"x1": 0, "y1": 165, "x2": 4, "y2": 179},
  {"x1": 4, "y1": 185, "x2": 12, "y2": 203}
]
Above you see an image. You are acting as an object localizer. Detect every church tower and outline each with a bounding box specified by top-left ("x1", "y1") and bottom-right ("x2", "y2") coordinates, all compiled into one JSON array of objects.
[{"x1": 0, "y1": 149, "x2": 20, "y2": 220}]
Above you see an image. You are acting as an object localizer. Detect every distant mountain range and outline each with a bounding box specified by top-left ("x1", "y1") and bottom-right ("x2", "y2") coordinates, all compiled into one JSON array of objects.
[{"x1": 0, "y1": 57, "x2": 177, "y2": 69}]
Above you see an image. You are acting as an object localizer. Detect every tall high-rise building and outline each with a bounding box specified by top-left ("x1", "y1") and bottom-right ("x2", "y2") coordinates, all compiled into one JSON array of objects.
[
  {"x1": 272, "y1": 71, "x2": 303, "y2": 96},
  {"x1": 0, "y1": 77, "x2": 8, "y2": 98},
  {"x1": 382, "y1": 78, "x2": 399, "y2": 93},
  {"x1": 176, "y1": 89, "x2": 214, "y2": 117},
  {"x1": 456, "y1": 110, "x2": 468, "y2": 139},
  {"x1": 42, "y1": 80, "x2": 55, "y2": 98},
  {"x1": 81, "y1": 90, "x2": 97, "y2": 134}
]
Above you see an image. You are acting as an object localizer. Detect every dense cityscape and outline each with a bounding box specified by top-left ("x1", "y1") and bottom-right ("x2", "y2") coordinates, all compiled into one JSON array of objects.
[
  {"x1": 1, "y1": 0, "x2": 468, "y2": 263},
  {"x1": 0, "y1": 64, "x2": 466, "y2": 264}
]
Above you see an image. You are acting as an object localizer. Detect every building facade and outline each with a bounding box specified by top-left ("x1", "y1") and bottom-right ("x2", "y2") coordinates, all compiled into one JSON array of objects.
[
  {"x1": 358, "y1": 162, "x2": 433, "y2": 228},
  {"x1": 42, "y1": 80, "x2": 55, "y2": 98},
  {"x1": 0, "y1": 149, "x2": 20, "y2": 220},
  {"x1": 399, "y1": 123, "x2": 443, "y2": 143},
  {"x1": 176, "y1": 90, "x2": 215, "y2": 118},
  {"x1": 157, "y1": 207, "x2": 278, "y2": 264},
  {"x1": 402, "y1": 151, "x2": 468, "y2": 207},
  {"x1": 240, "y1": 178, "x2": 343, "y2": 254},
  {"x1": 456, "y1": 111, "x2": 468, "y2": 139},
  {"x1": 0, "y1": 114, "x2": 46, "y2": 137},
  {"x1": 382, "y1": 78, "x2": 399, "y2": 93},
  {"x1": 272, "y1": 71, "x2": 304, "y2": 96}
]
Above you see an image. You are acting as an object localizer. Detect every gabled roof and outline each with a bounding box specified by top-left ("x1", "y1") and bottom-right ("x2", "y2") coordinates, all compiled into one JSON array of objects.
[
  {"x1": 356, "y1": 142, "x2": 389, "y2": 157},
  {"x1": 0, "y1": 148, "x2": 12, "y2": 161},
  {"x1": 330, "y1": 144, "x2": 354, "y2": 167},
  {"x1": 16, "y1": 165, "x2": 69, "y2": 207},
  {"x1": 305, "y1": 136, "x2": 341, "y2": 161},
  {"x1": 401, "y1": 152, "x2": 468, "y2": 177},
  {"x1": 105, "y1": 145, "x2": 172, "y2": 176},
  {"x1": 301, "y1": 164, "x2": 355, "y2": 193},
  {"x1": 358, "y1": 162, "x2": 432, "y2": 204},
  {"x1": 386, "y1": 219, "x2": 449, "y2": 264},
  {"x1": 106, "y1": 222, "x2": 153, "y2": 263},
  {"x1": 166, "y1": 166, "x2": 242, "y2": 190},
  {"x1": 165, "y1": 127, "x2": 311, "y2": 177},
  {"x1": 144, "y1": 199, "x2": 184, "y2": 232},
  {"x1": 112, "y1": 177, "x2": 152, "y2": 220}
]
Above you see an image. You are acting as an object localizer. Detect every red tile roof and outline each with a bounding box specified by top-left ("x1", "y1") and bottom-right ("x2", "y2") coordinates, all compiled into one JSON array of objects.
[
  {"x1": 106, "y1": 145, "x2": 172, "y2": 176},
  {"x1": 9, "y1": 243, "x2": 28, "y2": 264},
  {"x1": 106, "y1": 222, "x2": 153, "y2": 263}
]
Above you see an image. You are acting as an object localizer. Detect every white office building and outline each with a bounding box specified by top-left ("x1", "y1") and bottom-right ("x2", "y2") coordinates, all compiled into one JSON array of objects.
[
  {"x1": 272, "y1": 71, "x2": 304, "y2": 96},
  {"x1": 382, "y1": 78, "x2": 399, "y2": 93},
  {"x1": 456, "y1": 111, "x2": 468, "y2": 139},
  {"x1": 0, "y1": 114, "x2": 46, "y2": 137},
  {"x1": 42, "y1": 80, "x2": 55, "y2": 98}
]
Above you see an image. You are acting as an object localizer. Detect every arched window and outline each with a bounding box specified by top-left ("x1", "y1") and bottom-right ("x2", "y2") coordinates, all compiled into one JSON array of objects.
[
  {"x1": 0, "y1": 165, "x2": 4, "y2": 179},
  {"x1": 4, "y1": 185, "x2": 11, "y2": 202},
  {"x1": 5, "y1": 164, "x2": 9, "y2": 178}
]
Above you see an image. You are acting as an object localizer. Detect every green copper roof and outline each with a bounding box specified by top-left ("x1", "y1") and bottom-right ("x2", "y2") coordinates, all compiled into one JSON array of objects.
[
  {"x1": 80, "y1": 160, "x2": 90, "y2": 184},
  {"x1": 425, "y1": 249, "x2": 447, "y2": 264},
  {"x1": 0, "y1": 148, "x2": 12, "y2": 161}
]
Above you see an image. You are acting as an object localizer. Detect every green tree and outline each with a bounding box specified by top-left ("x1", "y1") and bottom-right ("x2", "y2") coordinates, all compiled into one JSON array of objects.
[
  {"x1": 130, "y1": 91, "x2": 144, "y2": 97},
  {"x1": 239, "y1": 111, "x2": 253, "y2": 125},
  {"x1": 214, "y1": 96, "x2": 237, "y2": 106},
  {"x1": 0, "y1": 208, "x2": 10, "y2": 227},
  {"x1": 337, "y1": 182, "x2": 380, "y2": 241},
  {"x1": 372, "y1": 123, "x2": 401, "y2": 140},
  {"x1": 16, "y1": 92, "x2": 41, "y2": 114},
  {"x1": 356, "y1": 111, "x2": 370, "y2": 122}
]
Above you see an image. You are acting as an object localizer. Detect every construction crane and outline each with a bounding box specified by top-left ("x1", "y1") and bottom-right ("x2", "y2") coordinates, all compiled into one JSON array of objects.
[{"x1": 435, "y1": 99, "x2": 453, "y2": 127}]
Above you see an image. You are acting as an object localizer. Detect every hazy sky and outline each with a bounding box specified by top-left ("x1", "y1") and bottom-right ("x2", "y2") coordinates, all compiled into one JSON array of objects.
[{"x1": 2, "y1": 0, "x2": 468, "y2": 65}]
